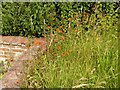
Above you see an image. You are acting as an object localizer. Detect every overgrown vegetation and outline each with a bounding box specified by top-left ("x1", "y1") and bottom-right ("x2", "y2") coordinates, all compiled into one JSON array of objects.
[
  {"x1": 17, "y1": 2, "x2": 119, "y2": 88},
  {"x1": 1, "y1": 2, "x2": 119, "y2": 88},
  {"x1": 0, "y1": 60, "x2": 10, "y2": 80}
]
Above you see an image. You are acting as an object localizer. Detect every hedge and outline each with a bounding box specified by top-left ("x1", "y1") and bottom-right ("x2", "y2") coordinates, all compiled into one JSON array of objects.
[{"x1": 1, "y1": 2, "x2": 119, "y2": 37}]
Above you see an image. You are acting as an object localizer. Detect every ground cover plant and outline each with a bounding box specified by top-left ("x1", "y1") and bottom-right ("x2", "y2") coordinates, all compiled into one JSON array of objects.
[
  {"x1": 0, "y1": 59, "x2": 12, "y2": 80},
  {"x1": 21, "y1": 2, "x2": 119, "y2": 88}
]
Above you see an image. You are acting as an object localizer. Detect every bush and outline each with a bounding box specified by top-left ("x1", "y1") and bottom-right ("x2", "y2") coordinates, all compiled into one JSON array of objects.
[{"x1": 2, "y1": 2, "x2": 119, "y2": 37}]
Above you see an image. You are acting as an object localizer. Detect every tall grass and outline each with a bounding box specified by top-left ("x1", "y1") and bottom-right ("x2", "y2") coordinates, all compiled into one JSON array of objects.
[{"x1": 21, "y1": 14, "x2": 119, "y2": 88}]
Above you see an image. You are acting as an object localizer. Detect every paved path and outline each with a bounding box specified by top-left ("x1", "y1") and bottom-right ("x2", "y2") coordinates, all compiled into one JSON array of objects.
[
  {"x1": 0, "y1": 80, "x2": 5, "y2": 90},
  {"x1": 0, "y1": 35, "x2": 47, "y2": 89}
]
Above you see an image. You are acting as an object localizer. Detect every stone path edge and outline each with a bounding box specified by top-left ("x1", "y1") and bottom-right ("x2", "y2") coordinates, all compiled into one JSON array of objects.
[{"x1": 0, "y1": 35, "x2": 47, "y2": 89}]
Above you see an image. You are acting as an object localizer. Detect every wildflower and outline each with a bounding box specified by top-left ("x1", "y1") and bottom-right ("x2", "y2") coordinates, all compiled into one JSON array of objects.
[
  {"x1": 59, "y1": 30, "x2": 64, "y2": 34},
  {"x1": 60, "y1": 26, "x2": 63, "y2": 29},
  {"x1": 55, "y1": 35, "x2": 58, "y2": 39},
  {"x1": 48, "y1": 26, "x2": 51, "y2": 29},
  {"x1": 61, "y1": 36, "x2": 65, "y2": 41},
  {"x1": 56, "y1": 28, "x2": 63, "y2": 34},
  {"x1": 54, "y1": 36, "x2": 58, "y2": 43},
  {"x1": 56, "y1": 28, "x2": 59, "y2": 32},
  {"x1": 34, "y1": 40, "x2": 42, "y2": 45},
  {"x1": 54, "y1": 39, "x2": 58, "y2": 43},
  {"x1": 16, "y1": 80, "x2": 20, "y2": 84},
  {"x1": 61, "y1": 51, "x2": 70, "y2": 57},
  {"x1": 61, "y1": 52, "x2": 66, "y2": 57},
  {"x1": 57, "y1": 45, "x2": 61, "y2": 50}
]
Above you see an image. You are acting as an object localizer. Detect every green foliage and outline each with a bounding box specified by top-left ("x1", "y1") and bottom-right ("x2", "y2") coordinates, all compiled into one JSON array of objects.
[
  {"x1": 2, "y1": 2, "x2": 31, "y2": 36},
  {"x1": 2, "y1": 2, "x2": 119, "y2": 37}
]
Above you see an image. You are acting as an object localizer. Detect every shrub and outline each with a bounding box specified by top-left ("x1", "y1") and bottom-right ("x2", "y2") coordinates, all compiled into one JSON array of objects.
[{"x1": 2, "y1": 2, "x2": 119, "y2": 37}]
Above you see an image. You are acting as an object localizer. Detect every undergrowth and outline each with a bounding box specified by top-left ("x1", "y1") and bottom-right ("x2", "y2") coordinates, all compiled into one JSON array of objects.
[{"x1": 21, "y1": 13, "x2": 119, "y2": 88}]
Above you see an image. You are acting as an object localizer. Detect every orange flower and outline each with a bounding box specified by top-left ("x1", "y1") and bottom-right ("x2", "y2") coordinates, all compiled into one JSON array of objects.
[
  {"x1": 83, "y1": 12, "x2": 88, "y2": 20},
  {"x1": 56, "y1": 28, "x2": 59, "y2": 31},
  {"x1": 55, "y1": 35, "x2": 58, "y2": 39},
  {"x1": 61, "y1": 51, "x2": 69, "y2": 57},
  {"x1": 48, "y1": 26, "x2": 51, "y2": 29},
  {"x1": 59, "y1": 30, "x2": 64, "y2": 33},
  {"x1": 60, "y1": 26, "x2": 63, "y2": 29},
  {"x1": 56, "y1": 28, "x2": 63, "y2": 34},
  {"x1": 16, "y1": 80, "x2": 20, "y2": 84},
  {"x1": 61, "y1": 36, "x2": 65, "y2": 41},
  {"x1": 54, "y1": 39, "x2": 58, "y2": 43},
  {"x1": 68, "y1": 18, "x2": 72, "y2": 21},
  {"x1": 57, "y1": 45, "x2": 61, "y2": 50},
  {"x1": 34, "y1": 40, "x2": 42, "y2": 45},
  {"x1": 61, "y1": 52, "x2": 66, "y2": 57}
]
